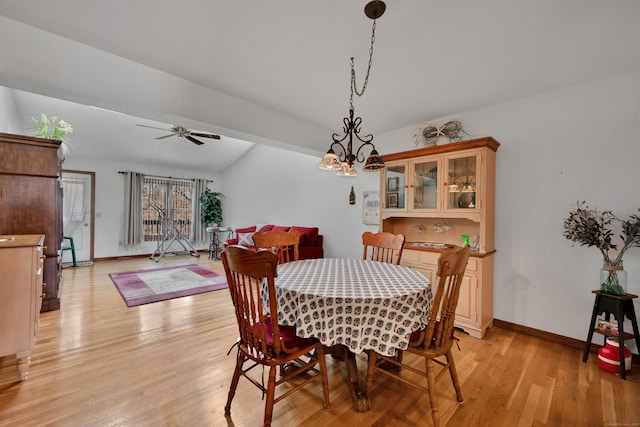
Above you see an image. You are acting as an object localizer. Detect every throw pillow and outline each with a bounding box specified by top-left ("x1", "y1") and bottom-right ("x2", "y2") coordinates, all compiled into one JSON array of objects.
[
  {"x1": 290, "y1": 226, "x2": 319, "y2": 247},
  {"x1": 235, "y1": 225, "x2": 256, "y2": 234},
  {"x1": 258, "y1": 224, "x2": 274, "y2": 232},
  {"x1": 272, "y1": 225, "x2": 290, "y2": 232},
  {"x1": 238, "y1": 232, "x2": 254, "y2": 247}
]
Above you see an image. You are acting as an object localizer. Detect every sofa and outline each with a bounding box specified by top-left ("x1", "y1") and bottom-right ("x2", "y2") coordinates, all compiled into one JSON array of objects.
[{"x1": 225, "y1": 224, "x2": 324, "y2": 260}]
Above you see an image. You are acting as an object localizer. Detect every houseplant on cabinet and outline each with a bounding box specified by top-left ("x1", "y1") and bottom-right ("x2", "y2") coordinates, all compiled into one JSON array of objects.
[
  {"x1": 563, "y1": 201, "x2": 640, "y2": 295},
  {"x1": 200, "y1": 189, "x2": 223, "y2": 227},
  {"x1": 29, "y1": 114, "x2": 73, "y2": 159}
]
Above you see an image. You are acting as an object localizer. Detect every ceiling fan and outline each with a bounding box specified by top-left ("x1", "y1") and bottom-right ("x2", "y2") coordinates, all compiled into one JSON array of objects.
[{"x1": 136, "y1": 124, "x2": 221, "y2": 145}]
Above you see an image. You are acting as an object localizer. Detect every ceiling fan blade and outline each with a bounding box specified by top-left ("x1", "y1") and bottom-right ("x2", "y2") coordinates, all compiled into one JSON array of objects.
[
  {"x1": 154, "y1": 133, "x2": 176, "y2": 140},
  {"x1": 137, "y1": 124, "x2": 170, "y2": 131},
  {"x1": 185, "y1": 135, "x2": 205, "y2": 145},
  {"x1": 190, "y1": 131, "x2": 221, "y2": 140}
]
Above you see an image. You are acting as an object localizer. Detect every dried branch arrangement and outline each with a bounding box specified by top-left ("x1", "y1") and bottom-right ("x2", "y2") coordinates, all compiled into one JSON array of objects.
[{"x1": 414, "y1": 120, "x2": 467, "y2": 146}]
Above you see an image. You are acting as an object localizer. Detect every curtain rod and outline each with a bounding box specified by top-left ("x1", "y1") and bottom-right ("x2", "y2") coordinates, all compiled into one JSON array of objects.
[{"x1": 118, "y1": 171, "x2": 213, "y2": 183}]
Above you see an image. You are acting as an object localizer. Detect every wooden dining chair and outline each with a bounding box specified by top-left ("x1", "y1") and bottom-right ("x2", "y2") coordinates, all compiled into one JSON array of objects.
[
  {"x1": 253, "y1": 229, "x2": 300, "y2": 264},
  {"x1": 366, "y1": 245, "x2": 471, "y2": 427},
  {"x1": 221, "y1": 245, "x2": 330, "y2": 427},
  {"x1": 362, "y1": 231, "x2": 405, "y2": 265}
]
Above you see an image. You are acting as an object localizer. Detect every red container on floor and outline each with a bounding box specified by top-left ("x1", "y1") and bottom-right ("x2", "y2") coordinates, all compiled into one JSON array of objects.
[{"x1": 598, "y1": 338, "x2": 632, "y2": 374}]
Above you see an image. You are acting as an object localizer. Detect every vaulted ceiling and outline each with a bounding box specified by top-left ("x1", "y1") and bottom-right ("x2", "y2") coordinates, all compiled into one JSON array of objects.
[{"x1": 2, "y1": 0, "x2": 640, "y2": 171}]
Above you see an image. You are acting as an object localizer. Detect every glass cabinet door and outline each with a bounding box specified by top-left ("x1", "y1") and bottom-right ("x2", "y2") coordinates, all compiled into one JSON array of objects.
[
  {"x1": 411, "y1": 159, "x2": 440, "y2": 210},
  {"x1": 445, "y1": 153, "x2": 478, "y2": 210},
  {"x1": 385, "y1": 164, "x2": 406, "y2": 210}
]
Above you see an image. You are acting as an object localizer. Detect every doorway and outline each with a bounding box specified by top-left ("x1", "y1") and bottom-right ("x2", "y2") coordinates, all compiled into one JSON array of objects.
[{"x1": 61, "y1": 170, "x2": 95, "y2": 264}]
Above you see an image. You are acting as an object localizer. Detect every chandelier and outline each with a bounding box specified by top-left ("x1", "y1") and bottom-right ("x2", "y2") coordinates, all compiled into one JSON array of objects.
[{"x1": 318, "y1": 1, "x2": 387, "y2": 177}]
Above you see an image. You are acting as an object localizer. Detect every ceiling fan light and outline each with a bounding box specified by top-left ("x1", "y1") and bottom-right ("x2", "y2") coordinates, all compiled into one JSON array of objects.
[
  {"x1": 319, "y1": 149, "x2": 342, "y2": 170},
  {"x1": 363, "y1": 149, "x2": 386, "y2": 171},
  {"x1": 137, "y1": 123, "x2": 219, "y2": 145}
]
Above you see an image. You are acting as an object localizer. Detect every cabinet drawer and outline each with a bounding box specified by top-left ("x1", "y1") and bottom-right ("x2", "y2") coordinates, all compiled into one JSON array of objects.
[
  {"x1": 401, "y1": 250, "x2": 421, "y2": 263},
  {"x1": 404, "y1": 250, "x2": 478, "y2": 271},
  {"x1": 465, "y1": 257, "x2": 477, "y2": 272},
  {"x1": 419, "y1": 252, "x2": 439, "y2": 265},
  {"x1": 401, "y1": 250, "x2": 439, "y2": 265}
]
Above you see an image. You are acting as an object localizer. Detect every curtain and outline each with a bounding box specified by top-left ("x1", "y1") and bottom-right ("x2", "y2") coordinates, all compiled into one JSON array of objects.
[
  {"x1": 191, "y1": 178, "x2": 208, "y2": 242},
  {"x1": 62, "y1": 179, "x2": 84, "y2": 222},
  {"x1": 123, "y1": 172, "x2": 144, "y2": 245}
]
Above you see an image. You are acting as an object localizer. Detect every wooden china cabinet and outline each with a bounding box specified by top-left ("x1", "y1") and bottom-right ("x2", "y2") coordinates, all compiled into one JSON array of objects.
[
  {"x1": 380, "y1": 137, "x2": 500, "y2": 338},
  {"x1": 0, "y1": 132, "x2": 63, "y2": 312}
]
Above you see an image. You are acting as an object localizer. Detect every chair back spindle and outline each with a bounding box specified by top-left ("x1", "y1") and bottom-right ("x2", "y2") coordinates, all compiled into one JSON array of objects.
[
  {"x1": 221, "y1": 245, "x2": 330, "y2": 426},
  {"x1": 362, "y1": 231, "x2": 405, "y2": 265},
  {"x1": 366, "y1": 245, "x2": 471, "y2": 427},
  {"x1": 424, "y1": 246, "x2": 471, "y2": 350},
  {"x1": 223, "y1": 246, "x2": 282, "y2": 357},
  {"x1": 253, "y1": 230, "x2": 300, "y2": 264}
]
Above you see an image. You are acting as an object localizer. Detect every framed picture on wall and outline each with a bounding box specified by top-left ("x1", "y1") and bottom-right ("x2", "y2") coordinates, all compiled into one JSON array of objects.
[
  {"x1": 362, "y1": 191, "x2": 380, "y2": 225},
  {"x1": 387, "y1": 192, "x2": 398, "y2": 208},
  {"x1": 387, "y1": 177, "x2": 399, "y2": 192}
]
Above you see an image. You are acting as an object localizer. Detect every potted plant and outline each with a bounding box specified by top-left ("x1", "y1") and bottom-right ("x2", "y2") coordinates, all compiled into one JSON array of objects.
[
  {"x1": 30, "y1": 114, "x2": 73, "y2": 159},
  {"x1": 200, "y1": 189, "x2": 223, "y2": 227}
]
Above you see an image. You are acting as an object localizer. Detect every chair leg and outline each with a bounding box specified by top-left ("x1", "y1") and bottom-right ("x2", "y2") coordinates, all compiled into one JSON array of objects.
[
  {"x1": 263, "y1": 365, "x2": 278, "y2": 427},
  {"x1": 224, "y1": 352, "x2": 244, "y2": 416},
  {"x1": 317, "y1": 346, "x2": 331, "y2": 409},
  {"x1": 425, "y1": 358, "x2": 441, "y2": 427},
  {"x1": 446, "y1": 351, "x2": 463, "y2": 403}
]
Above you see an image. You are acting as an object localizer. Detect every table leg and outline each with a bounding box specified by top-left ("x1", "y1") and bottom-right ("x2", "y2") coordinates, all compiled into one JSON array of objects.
[
  {"x1": 335, "y1": 345, "x2": 370, "y2": 412},
  {"x1": 212, "y1": 232, "x2": 226, "y2": 260},
  {"x1": 208, "y1": 233, "x2": 215, "y2": 259}
]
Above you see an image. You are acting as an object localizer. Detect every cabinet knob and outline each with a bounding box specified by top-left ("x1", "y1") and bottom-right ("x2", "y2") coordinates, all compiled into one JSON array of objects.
[
  {"x1": 40, "y1": 293, "x2": 46, "y2": 298},
  {"x1": 40, "y1": 255, "x2": 46, "y2": 260},
  {"x1": 42, "y1": 282, "x2": 47, "y2": 288}
]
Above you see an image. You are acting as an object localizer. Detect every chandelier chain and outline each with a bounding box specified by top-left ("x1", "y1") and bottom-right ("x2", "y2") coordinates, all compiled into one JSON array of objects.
[
  {"x1": 350, "y1": 19, "x2": 377, "y2": 107},
  {"x1": 318, "y1": 1, "x2": 386, "y2": 174}
]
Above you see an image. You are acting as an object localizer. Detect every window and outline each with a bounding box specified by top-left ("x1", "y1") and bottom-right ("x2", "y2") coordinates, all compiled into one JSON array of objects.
[{"x1": 142, "y1": 177, "x2": 193, "y2": 241}]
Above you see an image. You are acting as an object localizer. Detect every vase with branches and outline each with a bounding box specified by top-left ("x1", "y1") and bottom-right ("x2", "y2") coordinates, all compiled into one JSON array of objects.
[{"x1": 563, "y1": 201, "x2": 640, "y2": 295}]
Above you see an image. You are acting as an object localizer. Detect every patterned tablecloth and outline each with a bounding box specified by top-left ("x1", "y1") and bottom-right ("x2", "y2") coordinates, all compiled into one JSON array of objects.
[{"x1": 273, "y1": 258, "x2": 432, "y2": 357}]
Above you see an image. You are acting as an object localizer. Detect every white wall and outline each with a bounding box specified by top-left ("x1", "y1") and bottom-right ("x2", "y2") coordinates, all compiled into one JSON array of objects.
[
  {"x1": 62, "y1": 155, "x2": 222, "y2": 259},
  {"x1": 222, "y1": 144, "x2": 380, "y2": 259},
  {"x1": 0, "y1": 86, "x2": 21, "y2": 133},
  {"x1": 372, "y1": 68, "x2": 640, "y2": 347}
]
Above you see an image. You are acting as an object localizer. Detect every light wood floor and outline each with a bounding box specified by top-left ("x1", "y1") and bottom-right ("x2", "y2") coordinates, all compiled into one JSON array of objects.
[{"x1": 1, "y1": 254, "x2": 639, "y2": 426}]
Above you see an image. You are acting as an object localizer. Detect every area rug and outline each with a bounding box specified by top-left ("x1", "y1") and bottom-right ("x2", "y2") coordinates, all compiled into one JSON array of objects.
[{"x1": 109, "y1": 264, "x2": 227, "y2": 307}]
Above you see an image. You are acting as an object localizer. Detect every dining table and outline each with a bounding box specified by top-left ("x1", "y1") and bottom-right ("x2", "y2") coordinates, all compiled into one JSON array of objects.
[{"x1": 273, "y1": 257, "x2": 433, "y2": 412}]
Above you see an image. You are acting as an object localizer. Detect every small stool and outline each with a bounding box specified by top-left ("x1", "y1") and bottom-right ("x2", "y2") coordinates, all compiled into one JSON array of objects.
[
  {"x1": 61, "y1": 236, "x2": 77, "y2": 267},
  {"x1": 583, "y1": 290, "x2": 640, "y2": 379}
]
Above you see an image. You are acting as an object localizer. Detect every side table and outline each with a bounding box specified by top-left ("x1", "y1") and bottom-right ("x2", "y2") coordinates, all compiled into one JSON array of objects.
[
  {"x1": 583, "y1": 290, "x2": 640, "y2": 379},
  {"x1": 206, "y1": 227, "x2": 231, "y2": 260}
]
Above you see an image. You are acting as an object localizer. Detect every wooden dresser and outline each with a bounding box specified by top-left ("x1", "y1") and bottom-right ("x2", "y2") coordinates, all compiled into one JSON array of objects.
[
  {"x1": 0, "y1": 132, "x2": 63, "y2": 311},
  {"x1": 0, "y1": 234, "x2": 45, "y2": 380}
]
